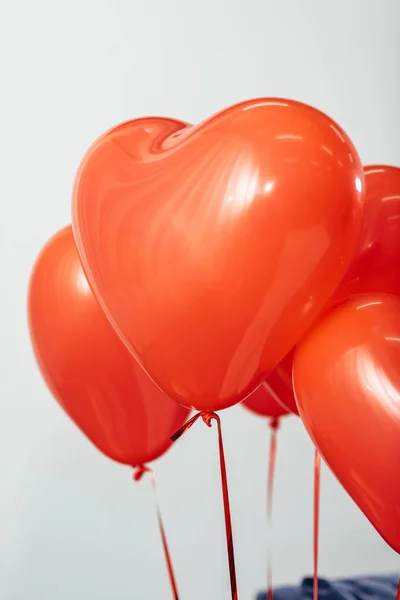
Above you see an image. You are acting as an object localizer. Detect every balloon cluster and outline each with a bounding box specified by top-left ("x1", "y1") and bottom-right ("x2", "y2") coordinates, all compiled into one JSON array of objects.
[{"x1": 28, "y1": 98, "x2": 400, "y2": 556}]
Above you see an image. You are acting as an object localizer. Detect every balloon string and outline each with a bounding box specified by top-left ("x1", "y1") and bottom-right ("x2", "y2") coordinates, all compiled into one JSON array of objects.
[
  {"x1": 170, "y1": 411, "x2": 202, "y2": 441},
  {"x1": 133, "y1": 465, "x2": 179, "y2": 600},
  {"x1": 171, "y1": 411, "x2": 239, "y2": 600},
  {"x1": 313, "y1": 450, "x2": 321, "y2": 600},
  {"x1": 396, "y1": 578, "x2": 400, "y2": 600},
  {"x1": 267, "y1": 417, "x2": 280, "y2": 600}
]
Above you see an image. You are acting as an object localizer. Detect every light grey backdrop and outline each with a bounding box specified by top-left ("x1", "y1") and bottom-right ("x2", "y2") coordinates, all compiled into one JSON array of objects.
[{"x1": 1, "y1": 1, "x2": 400, "y2": 599}]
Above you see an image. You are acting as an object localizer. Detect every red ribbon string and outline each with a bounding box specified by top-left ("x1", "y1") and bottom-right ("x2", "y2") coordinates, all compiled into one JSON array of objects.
[
  {"x1": 133, "y1": 465, "x2": 179, "y2": 600},
  {"x1": 313, "y1": 450, "x2": 321, "y2": 600},
  {"x1": 171, "y1": 411, "x2": 239, "y2": 600},
  {"x1": 267, "y1": 417, "x2": 280, "y2": 600},
  {"x1": 396, "y1": 578, "x2": 400, "y2": 600},
  {"x1": 170, "y1": 411, "x2": 203, "y2": 441}
]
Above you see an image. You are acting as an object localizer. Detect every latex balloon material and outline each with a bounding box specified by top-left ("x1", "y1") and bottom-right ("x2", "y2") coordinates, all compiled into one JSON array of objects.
[
  {"x1": 293, "y1": 294, "x2": 400, "y2": 553},
  {"x1": 73, "y1": 98, "x2": 364, "y2": 412},
  {"x1": 28, "y1": 227, "x2": 189, "y2": 466},
  {"x1": 243, "y1": 383, "x2": 290, "y2": 419},
  {"x1": 265, "y1": 349, "x2": 298, "y2": 415},
  {"x1": 334, "y1": 165, "x2": 400, "y2": 302}
]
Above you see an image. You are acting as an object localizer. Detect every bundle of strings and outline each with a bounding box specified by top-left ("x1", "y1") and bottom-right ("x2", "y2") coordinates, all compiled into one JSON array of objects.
[{"x1": 266, "y1": 422, "x2": 321, "y2": 600}]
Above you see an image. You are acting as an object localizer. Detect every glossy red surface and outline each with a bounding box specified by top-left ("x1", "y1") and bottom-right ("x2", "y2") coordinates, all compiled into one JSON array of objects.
[
  {"x1": 73, "y1": 98, "x2": 364, "y2": 411},
  {"x1": 28, "y1": 227, "x2": 189, "y2": 466},
  {"x1": 294, "y1": 294, "x2": 400, "y2": 553},
  {"x1": 334, "y1": 165, "x2": 400, "y2": 301},
  {"x1": 264, "y1": 349, "x2": 298, "y2": 415},
  {"x1": 261, "y1": 165, "x2": 400, "y2": 418},
  {"x1": 243, "y1": 382, "x2": 290, "y2": 419}
]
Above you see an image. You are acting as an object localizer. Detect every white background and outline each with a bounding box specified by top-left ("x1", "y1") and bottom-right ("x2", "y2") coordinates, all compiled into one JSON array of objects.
[{"x1": 1, "y1": 1, "x2": 400, "y2": 599}]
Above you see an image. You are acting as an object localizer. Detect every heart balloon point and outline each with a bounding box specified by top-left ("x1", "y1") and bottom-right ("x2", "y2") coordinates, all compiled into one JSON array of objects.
[{"x1": 73, "y1": 98, "x2": 364, "y2": 411}]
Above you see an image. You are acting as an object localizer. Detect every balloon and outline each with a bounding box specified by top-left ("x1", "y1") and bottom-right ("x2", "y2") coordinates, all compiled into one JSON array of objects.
[
  {"x1": 28, "y1": 226, "x2": 189, "y2": 466},
  {"x1": 271, "y1": 167, "x2": 400, "y2": 417},
  {"x1": 243, "y1": 383, "x2": 290, "y2": 419},
  {"x1": 244, "y1": 349, "x2": 298, "y2": 417},
  {"x1": 334, "y1": 165, "x2": 400, "y2": 301},
  {"x1": 73, "y1": 98, "x2": 364, "y2": 412},
  {"x1": 293, "y1": 293, "x2": 400, "y2": 553},
  {"x1": 265, "y1": 349, "x2": 298, "y2": 415}
]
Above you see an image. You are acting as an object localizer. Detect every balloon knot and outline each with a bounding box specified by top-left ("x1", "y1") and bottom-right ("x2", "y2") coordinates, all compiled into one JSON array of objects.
[
  {"x1": 170, "y1": 411, "x2": 220, "y2": 441},
  {"x1": 133, "y1": 464, "x2": 150, "y2": 482},
  {"x1": 201, "y1": 411, "x2": 218, "y2": 427},
  {"x1": 269, "y1": 417, "x2": 280, "y2": 431}
]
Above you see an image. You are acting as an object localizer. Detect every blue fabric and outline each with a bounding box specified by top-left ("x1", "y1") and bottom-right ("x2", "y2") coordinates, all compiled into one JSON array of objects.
[{"x1": 257, "y1": 576, "x2": 399, "y2": 600}]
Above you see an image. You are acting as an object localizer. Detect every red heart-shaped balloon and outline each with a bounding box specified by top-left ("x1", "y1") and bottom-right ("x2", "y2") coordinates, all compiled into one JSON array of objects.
[
  {"x1": 294, "y1": 294, "x2": 400, "y2": 553},
  {"x1": 28, "y1": 226, "x2": 189, "y2": 466},
  {"x1": 264, "y1": 349, "x2": 298, "y2": 415},
  {"x1": 73, "y1": 98, "x2": 364, "y2": 411},
  {"x1": 333, "y1": 165, "x2": 400, "y2": 301},
  {"x1": 243, "y1": 382, "x2": 290, "y2": 419}
]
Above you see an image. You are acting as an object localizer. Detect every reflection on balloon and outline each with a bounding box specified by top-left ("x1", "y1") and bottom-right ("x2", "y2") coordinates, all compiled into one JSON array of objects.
[
  {"x1": 293, "y1": 293, "x2": 400, "y2": 553},
  {"x1": 73, "y1": 98, "x2": 364, "y2": 412},
  {"x1": 28, "y1": 226, "x2": 189, "y2": 466},
  {"x1": 333, "y1": 165, "x2": 400, "y2": 302}
]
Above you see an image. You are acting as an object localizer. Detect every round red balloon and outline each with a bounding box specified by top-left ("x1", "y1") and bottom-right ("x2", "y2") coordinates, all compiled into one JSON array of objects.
[
  {"x1": 294, "y1": 294, "x2": 400, "y2": 553},
  {"x1": 28, "y1": 226, "x2": 189, "y2": 466},
  {"x1": 73, "y1": 99, "x2": 364, "y2": 412}
]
